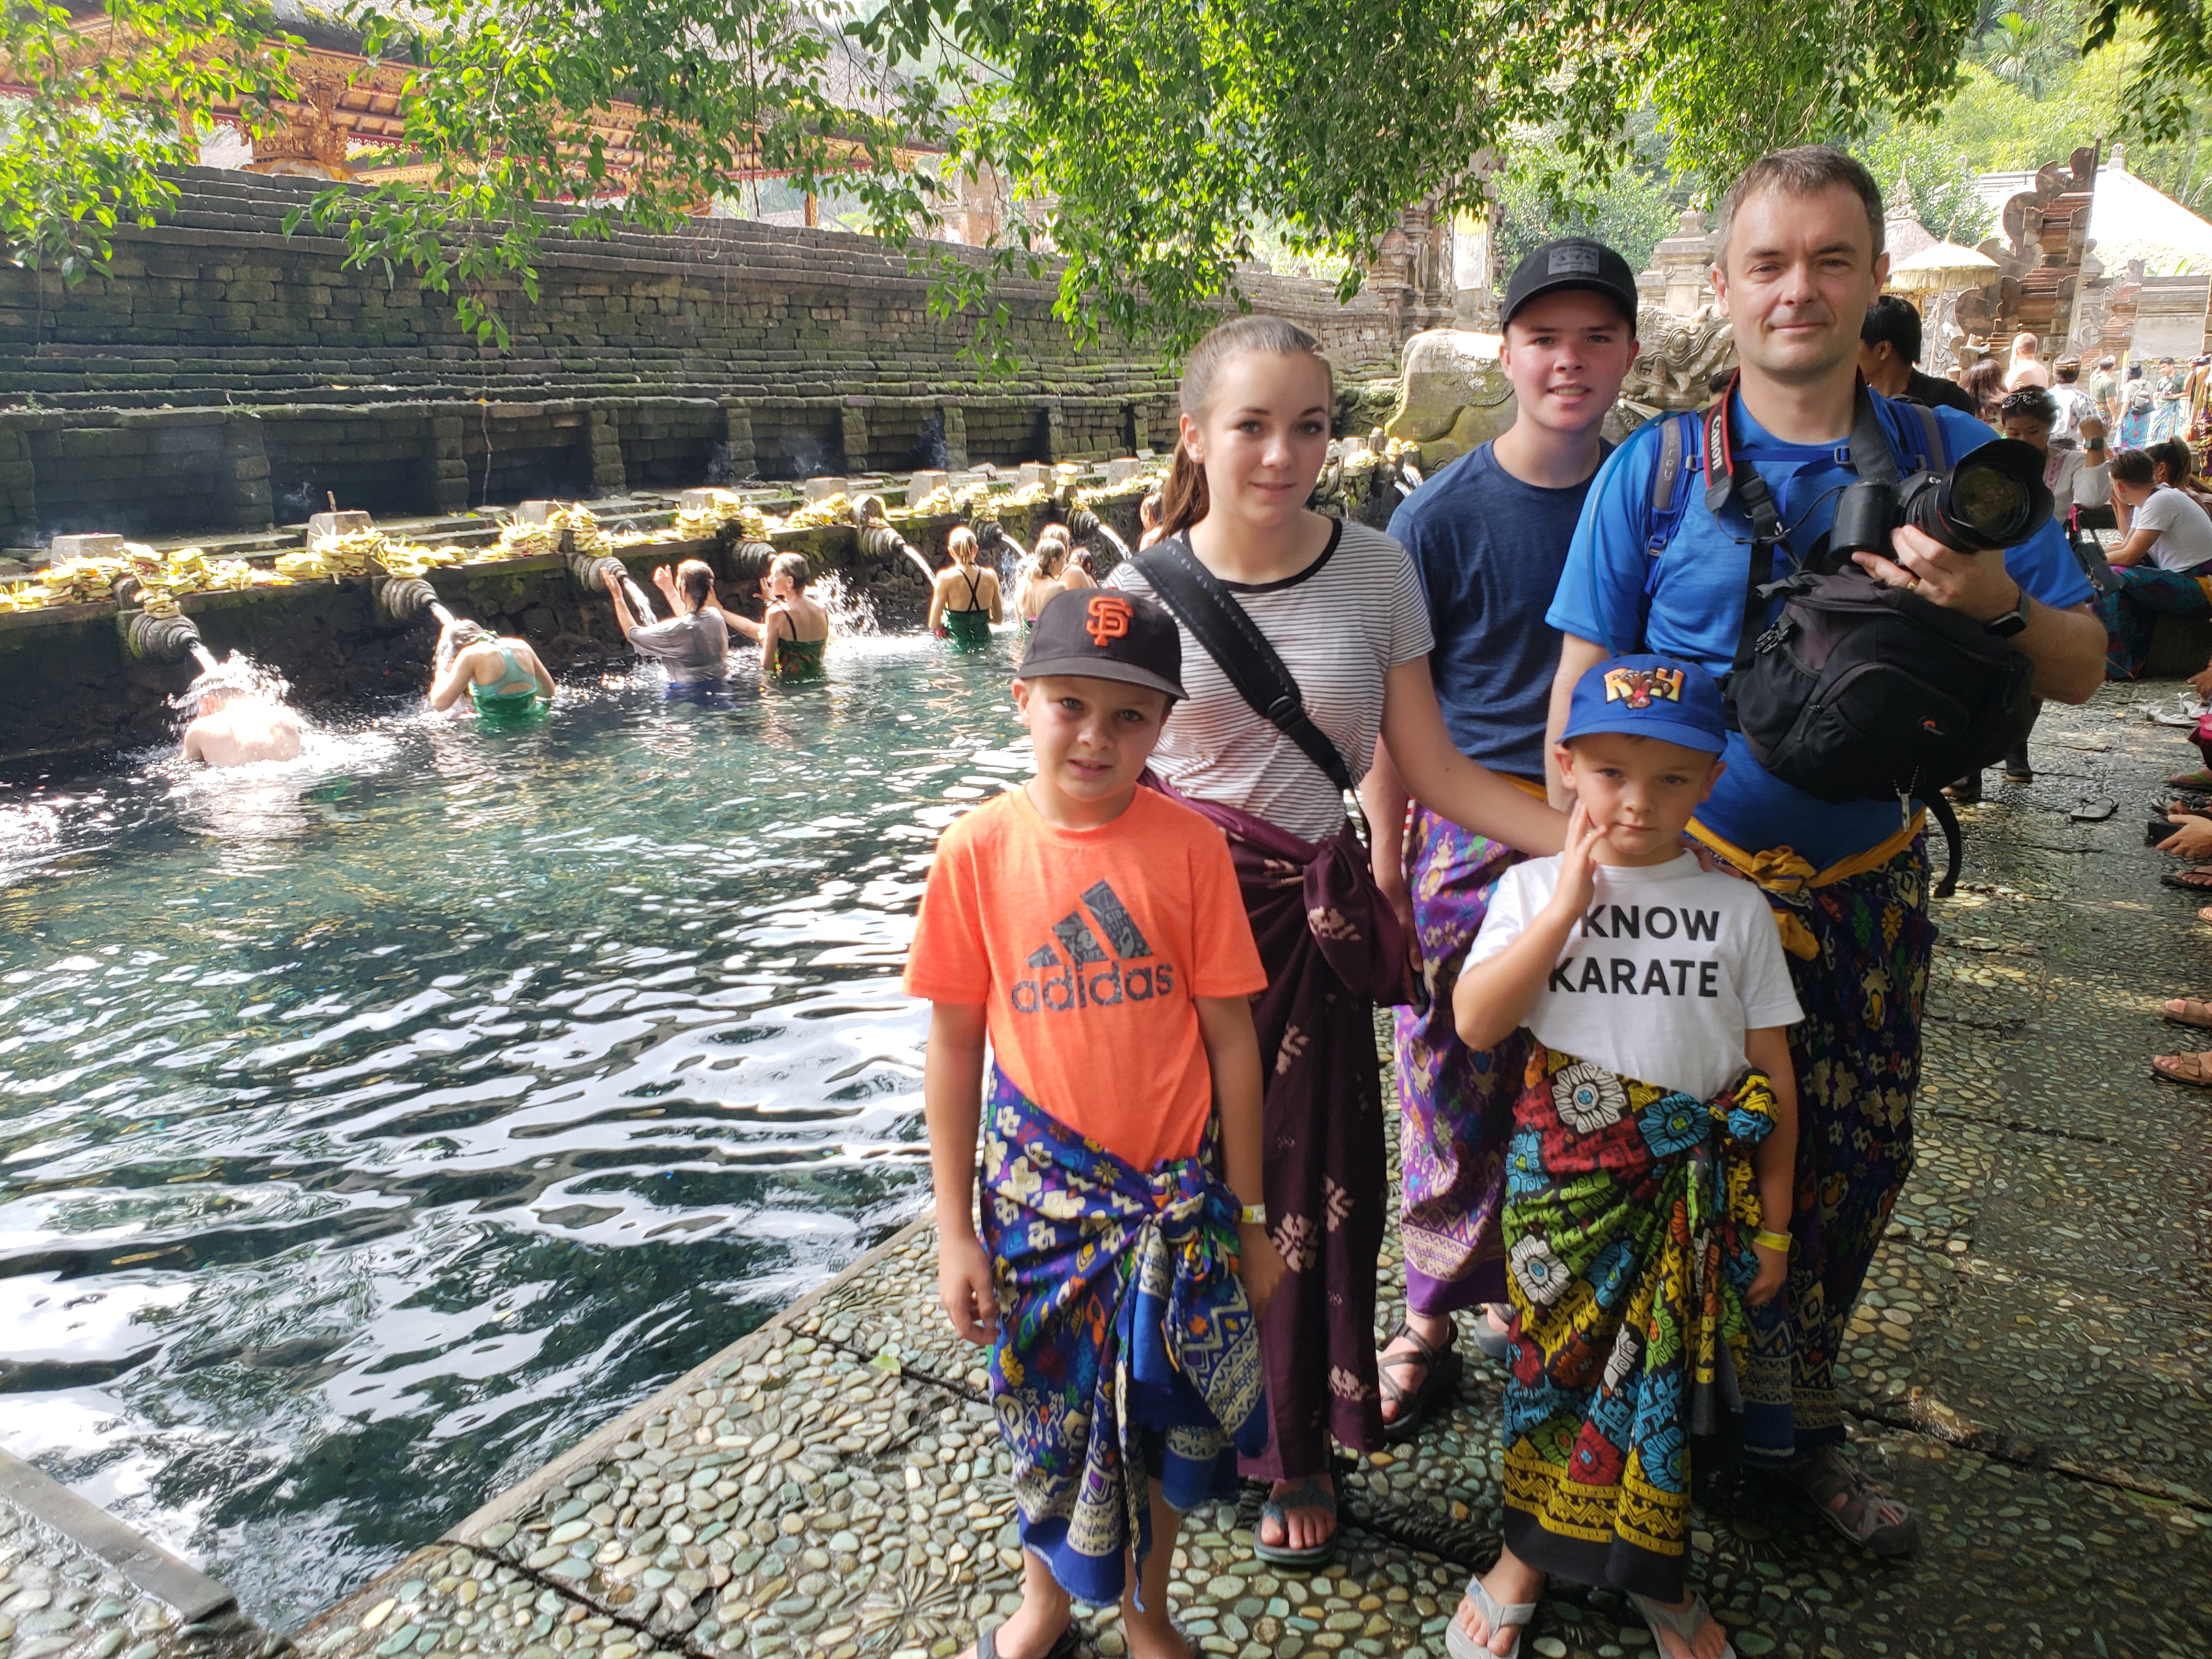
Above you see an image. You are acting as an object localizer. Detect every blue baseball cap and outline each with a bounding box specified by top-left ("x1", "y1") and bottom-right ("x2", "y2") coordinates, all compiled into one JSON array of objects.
[{"x1": 1561, "y1": 653, "x2": 1727, "y2": 755}]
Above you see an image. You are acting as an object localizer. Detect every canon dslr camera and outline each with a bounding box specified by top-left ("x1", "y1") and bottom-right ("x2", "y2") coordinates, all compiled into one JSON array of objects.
[{"x1": 1829, "y1": 438, "x2": 2053, "y2": 560}]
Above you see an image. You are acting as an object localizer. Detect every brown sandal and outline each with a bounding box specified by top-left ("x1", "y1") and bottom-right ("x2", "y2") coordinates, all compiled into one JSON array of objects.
[
  {"x1": 1376, "y1": 1320, "x2": 1460, "y2": 1443},
  {"x1": 1786, "y1": 1448, "x2": 1917, "y2": 1556},
  {"x1": 2164, "y1": 998, "x2": 2212, "y2": 1029},
  {"x1": 2152, "y1": 1051, "x2": 2212, "y2": 1087}
]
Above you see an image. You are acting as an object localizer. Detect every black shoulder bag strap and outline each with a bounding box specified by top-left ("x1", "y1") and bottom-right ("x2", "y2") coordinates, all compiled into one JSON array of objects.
[
  {"x1": 1704, "y1": 374, "x2": 1905, "y2": 673},
  {"x1": 1131, "y1": 533, "x2": 1371, "y2": 843}
]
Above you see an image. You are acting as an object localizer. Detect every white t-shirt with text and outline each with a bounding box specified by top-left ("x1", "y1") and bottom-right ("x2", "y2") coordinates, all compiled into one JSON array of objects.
[{"x1": 1469, "y1": 851, "x2": 1804, "y2": 1103}]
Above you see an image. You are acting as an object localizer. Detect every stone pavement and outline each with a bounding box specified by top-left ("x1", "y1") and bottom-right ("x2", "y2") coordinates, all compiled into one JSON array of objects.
[
  {"x1": 16, "y1": 690, "x2": 2212, "y2": 1659},
  {"x1": 0, "y1": 1452, "x2": 276, "y2": 1659}
]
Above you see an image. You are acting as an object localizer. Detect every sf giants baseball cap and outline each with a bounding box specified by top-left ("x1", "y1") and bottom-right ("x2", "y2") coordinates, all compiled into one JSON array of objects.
[
  {"x1": 1501, "y1": 236, "x2": 1640, "y2": 331},
  {"x1": 1014, "y1": 588, "x2": 1187, "y2": 702},
  {"x1": 1561, "y1": 653, "x2": 1726, "y2": 755}
]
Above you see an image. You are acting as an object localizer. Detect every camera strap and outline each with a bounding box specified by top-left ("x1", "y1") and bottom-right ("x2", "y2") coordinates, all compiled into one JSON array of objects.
[{"x1": 1703, "y1": 373, "x2": 1905, "y2": 674}]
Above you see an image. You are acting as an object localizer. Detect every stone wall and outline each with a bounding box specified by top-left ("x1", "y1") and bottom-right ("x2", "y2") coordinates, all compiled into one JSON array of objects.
[{"x1": 0, "y1": 169, "x2": 1400, "y2": 548}]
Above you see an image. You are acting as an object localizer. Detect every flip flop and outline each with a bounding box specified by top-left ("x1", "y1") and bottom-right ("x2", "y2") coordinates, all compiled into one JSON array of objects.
[
  {"x1": 1444, "y1": 1574, "x2": 1537, "y2": 1659},
  {"x1": 2070, "y1": 797, "x2": 2116, "y2": 822},
  {"x1": 2169, "y1": 768, "x2": 2212, "y2": 787},
  {"x1": 2162, "y1": 997, "x2": 2212, "y2": 1029},
  {"x1": 2160, "y1": 867, "x2": 2212, "y2": 892},
  {"x1": 1377, "y1": 1320, "x2": 1462, "y2": 1443},
  {"x1": 2151, "y1": 1051, "x2": 2212, "y2": 1088},
  {"x1": 1627, "y1": 1592, "x2": 1736, "y2": 1659},
  {"x1": 1252, "y1": 1476, "x2": 1338, "y2": 1568},
  {"x1": 973, "y1": 1618, "x2": 1081, "y2": 1659}
]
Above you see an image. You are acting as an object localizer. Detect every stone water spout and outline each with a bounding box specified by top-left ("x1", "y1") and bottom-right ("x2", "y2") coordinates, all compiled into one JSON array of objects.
[
  {"x1": 564, "y1": 548, "x2": 657, "y2": 617},
  {"x1": 1062, "y1": 505, "x2": 1131, "y2": 562},
  {"x1": 119, "y1": 606, "x2": 211, "y2": 666},
  {"x1": 850, "y1": 495, "x2": 936, "y2": 585},
  {"x1": 374, "y1": 572, "x2": 443, "y2": 627}
]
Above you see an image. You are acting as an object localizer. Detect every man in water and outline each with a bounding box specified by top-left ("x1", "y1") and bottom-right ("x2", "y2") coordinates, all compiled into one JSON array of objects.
[{"x1": 179, "y1": 679, "x2": 303, "y2": 765}]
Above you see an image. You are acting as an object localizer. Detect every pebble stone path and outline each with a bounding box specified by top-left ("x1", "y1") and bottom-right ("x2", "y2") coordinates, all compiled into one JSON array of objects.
[
  {"x1": 0, "y1": 1498, "x2": 272, "y2": 1659},
  {"x1": 14, "y1": 691, "x2": 2212, "y2": 1659}
]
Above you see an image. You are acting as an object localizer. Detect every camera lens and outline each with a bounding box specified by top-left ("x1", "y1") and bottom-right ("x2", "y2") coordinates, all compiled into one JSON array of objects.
[{"x1": 1949, "y1": 461, "x2": 2030, "y2": 540}]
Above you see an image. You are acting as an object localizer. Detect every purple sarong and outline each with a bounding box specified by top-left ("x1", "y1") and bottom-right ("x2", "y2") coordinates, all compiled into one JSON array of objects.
[
  {"x1": 1394, "y1": 802, "x2": 1530, "y2": 1314},
  {"x1": 1147, "y1": 774, "x2": 1408, "y2": 1480}
]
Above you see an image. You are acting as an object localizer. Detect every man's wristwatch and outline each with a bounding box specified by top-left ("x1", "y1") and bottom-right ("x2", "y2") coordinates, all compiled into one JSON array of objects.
[{"x1": 1983, "y1": 582, "x2": 2030, "y2": 638}]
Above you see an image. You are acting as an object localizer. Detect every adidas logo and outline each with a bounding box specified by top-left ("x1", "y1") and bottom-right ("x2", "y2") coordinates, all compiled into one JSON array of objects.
[{"x1": 1009, "y1": 879, "x2": 1177, "y2": 1014}]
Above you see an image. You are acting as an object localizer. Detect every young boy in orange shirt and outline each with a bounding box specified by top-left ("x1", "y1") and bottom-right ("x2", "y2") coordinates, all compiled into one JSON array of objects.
[{"x1": 906, "y1": 588, "x2": 1285, "y2": 1659}]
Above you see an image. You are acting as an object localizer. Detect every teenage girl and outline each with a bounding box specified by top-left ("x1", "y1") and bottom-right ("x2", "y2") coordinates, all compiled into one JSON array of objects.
[
  {"x1": 430, "y1": 620, "x2": 555, "y2": 724},
  {"x1": 928, "y1": 526, "x2": 1002, "y2": 648},
  {"x1": 1105, "y1": 314, "x2": 1564, "y2": 1569},
  {"x1": 729, "y1": 553, "x2": 831, "y2": 680},
  {"x1": 1013, "y1": 540, "x2": 1071, "y2": 628}
]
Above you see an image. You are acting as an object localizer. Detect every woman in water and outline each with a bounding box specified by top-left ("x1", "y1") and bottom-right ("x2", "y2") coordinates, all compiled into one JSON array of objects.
[
  {"x1": 603, "y1": 561, "x2": 730, "y2": 690},
  {"x1": 1012, "y1": 538, "x2": 1071, "y2": 630},
  {"x1": 927, "y1": 526, "x2": 1001, "y2": 648},
  {"x1": 1063, "y1": 545, "x2": 1098, "y2": 589},
  {"x1": 1107, "y1": 314, "x2": 1564, "y2": 1571},
  {"x1": 726, "y1": 552, "x2": 831, "y2": 680},
  {"x1": 430, "y1": 619, "x2": 555, "y2": 724}
]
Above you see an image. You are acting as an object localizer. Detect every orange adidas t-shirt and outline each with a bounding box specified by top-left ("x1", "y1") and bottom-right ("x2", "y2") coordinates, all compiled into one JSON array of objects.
[{"x1": 904, "y1": 784, "x2": 1267, "y2": 1172}]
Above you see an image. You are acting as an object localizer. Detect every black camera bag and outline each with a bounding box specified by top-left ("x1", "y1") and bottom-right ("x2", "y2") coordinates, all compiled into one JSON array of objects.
[{"x1": 1731, "y1": 566, "x2": 2036, "y2": 805}]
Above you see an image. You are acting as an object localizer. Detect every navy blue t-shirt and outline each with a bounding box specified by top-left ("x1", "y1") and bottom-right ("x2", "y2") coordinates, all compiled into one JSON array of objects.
[{"x1": 1386, "y1": 440, "x2": 1608, "y2": 780}]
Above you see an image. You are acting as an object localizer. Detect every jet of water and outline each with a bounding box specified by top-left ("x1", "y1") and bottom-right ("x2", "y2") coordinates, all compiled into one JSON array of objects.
[
  {"x1": 429, "y1": 602, "x2": 457, "y2": 629},
  {"x1": 811, "y1": 571, "x2": 878, "y2": 637},
  {"x1": 623, "y1": 576, "x2": 658, "y2": 619},
  {"x1": 190, "y1": 644, "x2": 219, "y2": 675}
]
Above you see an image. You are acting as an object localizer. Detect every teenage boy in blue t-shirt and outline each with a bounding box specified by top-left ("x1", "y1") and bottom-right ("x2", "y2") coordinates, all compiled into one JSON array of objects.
[
  {"x1": 1543, "y1": 145, "x2": 2104, "y2": 1562},
  {"x1": 1361, "y1": 238, "x2": 1643, "y2": 1441}
]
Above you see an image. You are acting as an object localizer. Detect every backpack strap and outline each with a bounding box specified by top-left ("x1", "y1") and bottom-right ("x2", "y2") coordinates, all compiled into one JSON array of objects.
[{"x1": 1131, "y1": 534, "x2": 1369, "y2": 840}]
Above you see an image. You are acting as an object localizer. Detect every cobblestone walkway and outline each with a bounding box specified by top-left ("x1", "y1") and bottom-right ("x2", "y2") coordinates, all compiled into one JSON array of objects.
[{"x1": 26, "y1": 693, "x2": 2212, "y2": 1659}]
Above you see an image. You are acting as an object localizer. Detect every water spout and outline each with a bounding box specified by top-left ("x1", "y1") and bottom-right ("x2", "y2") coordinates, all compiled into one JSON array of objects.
[
  {"x1": 1068, "y1": 509, "x2": 1131, "y2": 563},
  {"x1": 190, "y1": 643, "x2": 219, "y2": 675},
  {"x1": 429, "y1": 602, "x2": 457, "y2": 630}
]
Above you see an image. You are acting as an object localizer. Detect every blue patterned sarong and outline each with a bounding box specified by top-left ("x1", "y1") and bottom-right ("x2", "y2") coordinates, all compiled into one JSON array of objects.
[{"x1": 980, "y1": 1066, "x2": 1268, "y2": 1606}]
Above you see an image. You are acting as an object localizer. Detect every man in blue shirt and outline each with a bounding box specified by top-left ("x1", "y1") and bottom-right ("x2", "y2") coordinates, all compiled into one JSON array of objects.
[
  {"x1": 1538, "y1": 148, "x2": 2102, "y2": 1583},
  {"x1": 1361, "y1": 239, "x2": 1641, "y2": 1443}
]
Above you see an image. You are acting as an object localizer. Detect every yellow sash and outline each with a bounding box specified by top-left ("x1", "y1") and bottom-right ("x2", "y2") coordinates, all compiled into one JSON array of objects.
[{"x1": 1685, "y1": 812, "x2": 1927, "y2": 959}]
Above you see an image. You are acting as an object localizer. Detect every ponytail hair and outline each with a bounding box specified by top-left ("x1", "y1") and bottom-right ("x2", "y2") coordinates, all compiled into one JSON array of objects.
[
  {"x1": 1157, "y1": 314, "x2": 1333, "y2": 539},
  {"x1": 678, "y1": 558, "x2": 714, "y2": 613}
]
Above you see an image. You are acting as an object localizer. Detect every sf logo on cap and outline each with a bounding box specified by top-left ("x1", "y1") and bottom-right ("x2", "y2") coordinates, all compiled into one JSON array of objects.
[
  {"x1": 1604, "y1": 666, "x2": 1685, "y2": 709},
  {"x1": 1085, "y1": 594, "x2": 1133, "y2": 647}
]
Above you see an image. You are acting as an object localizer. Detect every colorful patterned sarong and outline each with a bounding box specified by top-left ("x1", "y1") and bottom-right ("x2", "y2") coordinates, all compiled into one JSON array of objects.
[
  {"x1": 1747, "y1": 834, "x2": 1936, "y2": 1458},
  {"x1": 981, "y1": 1066, "x2": 1268, "y2": 1606},
  {"x1": 1147, "y1": 775, "x2": 1408, "y2": 1481},
  {"x1": 2094, "y1": 561, "x2": 2212, "y2": 679},
  {"x1": 1394, "y1": 802, "x2": 1529, "y2": 1312},
  {"x1": 1500, "y1": 1047, "x2": 1779, "y2": 1600}
]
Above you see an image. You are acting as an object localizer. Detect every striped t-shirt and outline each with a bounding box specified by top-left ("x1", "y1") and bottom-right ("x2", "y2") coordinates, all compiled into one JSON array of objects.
[{"x1": 1109, "y1": 519, "x2": 1435, "y2": 842}]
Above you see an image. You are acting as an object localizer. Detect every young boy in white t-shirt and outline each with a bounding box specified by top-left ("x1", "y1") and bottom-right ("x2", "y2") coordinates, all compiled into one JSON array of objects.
[{"x1": 1441, "y1": 654, "x2": 1801, "y2": 1659}]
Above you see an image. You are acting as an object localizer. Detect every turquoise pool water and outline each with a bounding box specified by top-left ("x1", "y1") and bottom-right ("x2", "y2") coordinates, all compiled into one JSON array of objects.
[{"x1": 0, "y1": 634, "x2": 1028, "y2": 1629}]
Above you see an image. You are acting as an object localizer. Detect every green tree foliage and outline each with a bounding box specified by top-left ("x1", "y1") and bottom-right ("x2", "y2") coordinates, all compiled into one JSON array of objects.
[
  {"x1": 0, "y1": 0, "x2": 298, "y2": 280},
  {"x1": 855, "y1": 0, "x2": 1991, "y2": 351},
  {"x1": 1494, "y1": 154, "x2": 1685, "y2": 278},
  {"x1": 1853, "y1": 128, "x2": 1997, "y2": 244}
]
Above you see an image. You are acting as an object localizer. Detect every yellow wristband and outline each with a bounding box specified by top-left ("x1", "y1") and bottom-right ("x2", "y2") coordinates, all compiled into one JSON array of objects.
[
  {"x1": 1754, "y1": 1229, "x2": 1792, "y2": 1253},
  {"x1": 1237, "y1": 1203, "x2": 1267, "y2": 1227}
]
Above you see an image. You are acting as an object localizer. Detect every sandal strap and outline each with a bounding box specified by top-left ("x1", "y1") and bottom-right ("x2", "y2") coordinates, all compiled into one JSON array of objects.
[
  {"x1": 1380, "y1": 1319, "x2": 1452, "y2": 1367},
  {"x1": 1464, "y1": 1576, "x2": 1537, "y2": 1628},
  {"x1": 1795, "y1": 1452, "x2": 1910, "y2": 1534},
  {"x1": 1628, "y1": 1592, "x2": 1713, "y2": 1638}
]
